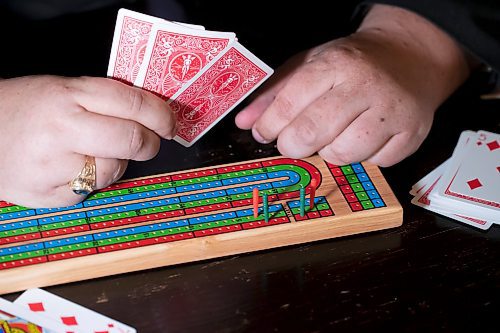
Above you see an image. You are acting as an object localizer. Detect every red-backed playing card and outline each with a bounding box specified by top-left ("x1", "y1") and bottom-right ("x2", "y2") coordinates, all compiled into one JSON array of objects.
[
  {"x1": 134, "y1": 21, "x2": 235, "y2": 98},
  {"x1": 108, "y1": 8, "x2": 204, "y2": 84},
  {"x1": 168, "y1": 41, "x2": 273, "y2": 147}
]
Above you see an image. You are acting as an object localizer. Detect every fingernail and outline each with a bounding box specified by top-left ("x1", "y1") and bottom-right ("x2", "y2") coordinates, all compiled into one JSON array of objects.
[{"x1": 252, "y1": 128, "x2": 270, "y2": 144}]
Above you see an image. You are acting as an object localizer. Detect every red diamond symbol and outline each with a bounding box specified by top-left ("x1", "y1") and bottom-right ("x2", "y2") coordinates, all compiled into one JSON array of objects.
[
  {"x1": 61, "y1": 316, "x2": 78, "y2": 326},
  {"x1": 487, "y1": 140, "x2": 499, "y2": 151},
  {"x1": 28, "y1": 302, "x2": 45, "y2": 312},
  {"x1": 467, "y1": 178, "x2": 482, "y2": 190}
]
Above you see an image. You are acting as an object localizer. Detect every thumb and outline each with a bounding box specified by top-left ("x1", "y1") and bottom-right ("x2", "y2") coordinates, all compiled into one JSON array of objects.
[
  {"x1": 235, "y1": 69, "x2": 290, "y2": 129},
  {"x1": 235, "y1": 50, "x2": 310, "y2": 130}
]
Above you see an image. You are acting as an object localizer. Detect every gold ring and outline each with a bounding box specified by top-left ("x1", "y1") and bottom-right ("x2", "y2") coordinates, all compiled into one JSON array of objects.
[{"x1": 69, "y1": 155, "x2": 96, "y2": 195}]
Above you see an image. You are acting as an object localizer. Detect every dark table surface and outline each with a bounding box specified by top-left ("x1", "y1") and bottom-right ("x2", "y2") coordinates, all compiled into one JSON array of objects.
[
  {"x1": 1, "y1": 2, "x2": 500, "y2": 332},
  {"x1": 3, "y1": 82, "x2": 500, "y2": 333}
]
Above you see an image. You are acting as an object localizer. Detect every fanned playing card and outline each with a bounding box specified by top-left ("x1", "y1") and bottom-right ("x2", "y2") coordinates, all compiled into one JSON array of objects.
[
  {"x1": 14, "y1": 288, "x2": 136, "y2": 333},
  {"x1": 134, "y1": 21, "x2": 236, "y2": 98},
  {"x1": 169, "y1": 42, "x2": 273, "y2": 147},
  {"x1": 107, "y1": 8, "x2": 205, "y2": 85}
]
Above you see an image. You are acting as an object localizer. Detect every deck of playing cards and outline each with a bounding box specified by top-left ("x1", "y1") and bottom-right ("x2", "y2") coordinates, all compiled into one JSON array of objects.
[
  {"x1": 410, "y1": 130, "x2": 499, "y2": 230},
  {"x1": 107, "y1": 8, "x2": 273, "y2": 147},
  {"x1": 1, "y1": 288, "x2": 136, "y2": 333}
]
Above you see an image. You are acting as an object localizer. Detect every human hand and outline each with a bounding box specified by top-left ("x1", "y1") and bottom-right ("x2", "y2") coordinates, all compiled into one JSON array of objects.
[
  {"x1": 0, "y1": 75, "x2": 176, "y2": 208},
  {"x1": 235, "y1": 4, "x2": 471, "y2": 167}
]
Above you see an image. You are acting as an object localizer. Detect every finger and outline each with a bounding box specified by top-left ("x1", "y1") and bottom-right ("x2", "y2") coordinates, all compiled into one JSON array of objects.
[
  {"x1": 46, "y1": 157, "x2": 127, "y2": 207},
  {"x1": 93, "y1": 157, "x2": 128, "y2": 189},
  {"x1": 235, "y1": 63, "x2": 294, "y2": 130},
  {"x1": 0, "y1": 188, "x2": 80, "y2": 209},
  {"x1": 9, "y1": 171, "x2": 86, "y2": 208},
  {"x1": 41, "y1": 154, "x2": 127, "y2": 189},
  {"x1": 275, "y1": 82, "x2": 370, "y2": 159},
  {"x1": 366, "y1": 132, "x2": 424, "y2": 167},
  {"x1": 235, "y1": 91, "x2": 277, "y2": 130},
  {"x1": 68, "y1": 76, "x2": 176, "y2": 139},
  {"x1": 22, "y1": 186, "x2": 85, "y2": 208},
  {"x1": 317, "y1": 107, "x2": 394, "y2": 165},
  {"x1": 252, "y1": 61, "x2": 338, "y2": 144},
  {"x1": 4, "y1": 155, "x2": 128, "y2": 209},
  {"x1": 62, "y1": 111, "x2": 161, "y2": 161}
]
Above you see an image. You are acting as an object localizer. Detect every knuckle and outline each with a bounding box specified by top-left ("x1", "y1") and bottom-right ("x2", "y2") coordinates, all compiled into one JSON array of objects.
[
  {"x1": 293, "y1": 117, "x2": 320, "y2": 147},
  {"x1": 128, "y1": 88, "x2": 146, "y2": 115},
  {"x1": 271, "y1": 94, "x2": 295, "y2": 122},
  {"x1": 320, "y1": 144, "x2": 355, "y2": 166},
  {"x1": 44, "y1": 77, "x2": 78, "y2": 101},
  {"x1": 327, "y1": 44, "x2": 382, "y2": 84},
  {"x1": 332, "y1": 42, "x2": 364, "y2": 58},
  {"x1": 321, "y1": 42, "x2": 364, "y2": 68},
  {"x1": 126, "y1": 124, "x2": 145, "y2": 158}
]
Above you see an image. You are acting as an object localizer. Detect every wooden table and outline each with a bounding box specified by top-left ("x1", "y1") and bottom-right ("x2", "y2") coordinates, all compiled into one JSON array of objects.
[{"x1": 1, "y1": 2, "x2": 499, "y2": 331}]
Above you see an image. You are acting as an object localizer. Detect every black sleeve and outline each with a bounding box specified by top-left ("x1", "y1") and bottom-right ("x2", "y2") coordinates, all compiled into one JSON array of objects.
[{"x1": 357, "y1": 1, "x2": 500, "y2": 77}]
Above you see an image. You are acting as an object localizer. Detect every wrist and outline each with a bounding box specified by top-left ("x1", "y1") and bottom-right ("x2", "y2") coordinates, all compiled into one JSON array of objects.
[{"x1": 357, "y1": 4, "x2": 471, "y2": 103}]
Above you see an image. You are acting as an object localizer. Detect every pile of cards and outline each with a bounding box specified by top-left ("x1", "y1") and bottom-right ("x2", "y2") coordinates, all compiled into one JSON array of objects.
[
  {"x1": 0, "y1": 288, "x2": 134, "y2": 333},
  {"x1": 107, "y1": 8, "x2": 273, "y2": 147},
  {"x1": 410, "y1": 130, "x2": 499, "y2": 230}
]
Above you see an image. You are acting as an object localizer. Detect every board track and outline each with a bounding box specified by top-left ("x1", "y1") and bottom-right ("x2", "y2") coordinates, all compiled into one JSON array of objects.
[{"x1": 0, "y1": 155, "x2": 402, "y2": 294}]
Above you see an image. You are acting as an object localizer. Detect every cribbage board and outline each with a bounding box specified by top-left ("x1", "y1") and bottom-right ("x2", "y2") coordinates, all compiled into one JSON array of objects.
[{"x1": 0, "y1": 155, "x2": 403, "y2": 294}]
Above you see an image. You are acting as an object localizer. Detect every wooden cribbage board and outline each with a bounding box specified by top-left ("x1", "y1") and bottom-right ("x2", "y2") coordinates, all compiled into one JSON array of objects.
[{"x1": 0, "y1": 155, "x2": 402, "y2": 294}]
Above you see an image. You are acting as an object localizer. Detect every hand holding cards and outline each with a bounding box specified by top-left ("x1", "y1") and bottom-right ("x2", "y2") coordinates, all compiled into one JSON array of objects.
[
  {"x1": 107, "y1": 9, "x2": 273, "y2": 147},
  {"x1": 410, "y1": 130, "x2": 500, "y2": 229}
]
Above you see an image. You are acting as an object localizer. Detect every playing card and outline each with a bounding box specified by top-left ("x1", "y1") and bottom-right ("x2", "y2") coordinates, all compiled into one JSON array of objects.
[
  {"x1": 170, "y1": 21, "x2": 205, "y2": 31},
  {"x1": 0, "y1": 297, "x2": 70, "y2": 333},
  {"x1": 107, "y1": 8, "x2": 204, "y2": 84},
  {"x1": 423, "y1": 129, "x2": 474, "y2": 207},
  {"x1": 434, "y1": 130, "x2": 499, "y2": 220},
  {"x1": 411, "y1": 160, "x2": 495, "y2": 230},
  {"x1": 409, "y1": 158, "x2": 450, "y2": 196},
  {"x1": 169, "y1": 41, "x2": 273, "y2": 147},
  {"x1": 14, "y1": 289, "x2": 135, "y2": 333},
  {"x1": 410, "y1": 130, "x2": 477, "y2": 197},
  {"x1": 134, "y1": 20, "x2": 236, "y2": 97}
]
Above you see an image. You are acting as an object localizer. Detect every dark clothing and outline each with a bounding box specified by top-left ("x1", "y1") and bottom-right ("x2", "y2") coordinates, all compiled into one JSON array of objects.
[
  {"x1": 1, "y1": 0, "x2": 499, "y2": 87},
  {"x1": 367, "y1": 0, "x2": 500, "y2": 82},
  {"x1": 0, "y1": 0, "x2": 186, "y2": 78},
  {"x1": 0, "y1": 0, "x2": 127, "y2": 19},
  {"x1": 0, "y1": 0, "x2": 184, "y2": 20}
]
